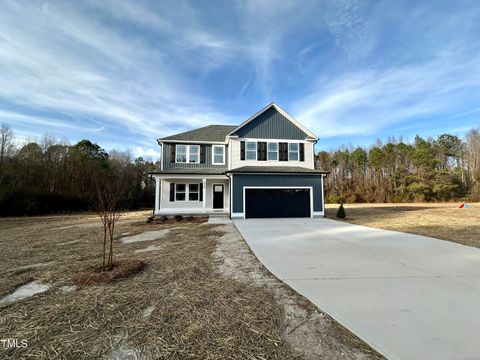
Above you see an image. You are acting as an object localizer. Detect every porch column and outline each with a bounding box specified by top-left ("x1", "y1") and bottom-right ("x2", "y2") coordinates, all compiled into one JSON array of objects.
[
  {"x1": 154, "y1": 176, "x2": 160, "y2": 213},
  {"x1": 202, "y1": 178, "x2": 207, "y2": 210}
]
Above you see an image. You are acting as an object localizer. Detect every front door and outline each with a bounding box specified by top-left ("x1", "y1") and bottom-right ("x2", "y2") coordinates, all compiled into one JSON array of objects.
[{"x1": 213, "y1": 184, "x2": 224, "y2": 209}]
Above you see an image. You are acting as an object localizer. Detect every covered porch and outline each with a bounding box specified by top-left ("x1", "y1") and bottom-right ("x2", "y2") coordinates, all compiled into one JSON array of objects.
[{"x1": 152, "y1": 174, "x2": 230, "y2": 216}]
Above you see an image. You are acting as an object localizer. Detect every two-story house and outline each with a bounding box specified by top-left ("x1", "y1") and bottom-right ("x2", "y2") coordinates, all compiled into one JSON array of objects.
[{"x1": 150, "y1": 103, "x2": 328, "y2": 219}]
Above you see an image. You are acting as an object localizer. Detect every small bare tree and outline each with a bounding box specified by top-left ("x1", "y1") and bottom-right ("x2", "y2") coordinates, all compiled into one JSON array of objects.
[
  {"x1": 0, "y1": 124, "x2": 15, "y2": 183},
  {"x1": 93, "y1": 171, "x2": 126, "y2": 271}
]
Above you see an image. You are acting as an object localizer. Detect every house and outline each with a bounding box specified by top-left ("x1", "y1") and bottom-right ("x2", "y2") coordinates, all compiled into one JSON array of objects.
[{"x1": 150, "y1": 103, "x2": 328, "y2": 219}]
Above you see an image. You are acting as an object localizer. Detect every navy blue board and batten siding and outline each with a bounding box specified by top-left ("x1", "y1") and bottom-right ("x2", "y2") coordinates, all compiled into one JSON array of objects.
[
  {"x1": 233, "y1": 107, "x2": 308, "y2": 139},
  {"x1": 162, "y1": 143, "x2": 228, "y2": 171},
  {"x1": 232, "y1": 174, "x2": 323, "y2": 213}
]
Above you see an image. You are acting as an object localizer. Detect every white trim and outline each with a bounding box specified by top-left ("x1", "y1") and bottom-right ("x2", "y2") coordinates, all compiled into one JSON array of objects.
[
  {"x1": 230, "y1": 174, "x2": 234, "y2": 217},
  {"x1": 212, "y1": 145, "x2": 226, "y2": 165},
  {"x1": 155, "y1": 208, "x2": 229, "y2": 215},
  {"x1": 154, "y1": 177, "x2": 160, "y2": 212},
  {"x1": 313, "y1": 211, "x2": 325, "y2": 217},
  {"x1": 202, "y1": 178, "x2": 207, "y2": 209},
  {"x1": 227, "y1": 103, "x2": 318, "y2": 140},
  {"x1": 245, "y1": 141, "x2": 257, "y2": 160},
  {"x1": 288, "y1": 143, "x2": 299, "y2": 161},
  {"x1": 231, "y1": 212, "x2": 244, "y2": 218},
  {"x1": 212, "y1": 183, "x2": 226, "y2": 210},
  {"x1": 242, "y1": 186, "x2": 314, "y2": 219},
  {"x1": 160, "y1": 139, "x2": 228, "y2": 145},
  {"x1": 175, "y1": 183, "x2": 201, "y2": 202},
  {"x1": 175, "y1": 144, "x2": 200, "y2": 164},
  {"x1": 321, "y1": 174, "x2": 325, "y2": 217},
  {"x1": 267, "y1": 142, "x2": 279, "y2": 161},
  {"x1": 152, "y1": 175, "x2": 228, "y2": 179},
  {"x1": 159, "y1": 141, "x2": 164, "y2": 171},
  {"x1": 239, "y1": 137, "x2": 311, "y2": 143}
]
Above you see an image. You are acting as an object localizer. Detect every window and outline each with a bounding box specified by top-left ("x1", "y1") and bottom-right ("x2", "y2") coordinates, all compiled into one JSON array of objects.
[
  {"x1": 188, "y1": 184, "x2": 199, "y2": 201},
  {"x1": 267, "y1": 142, "x2": 278, "y2": 160},
  {"x1": 189, "y1": 145, "x2": 200, "y2": 163},
  {"x1": 176, "y1": 145, "x2": 187, "y2": 163},
  {"x1": 246, "y1": 142, "x2": 256, "y2": 160},
  {"x1": 176, "y1": 145, "x2": 200, "y2": 163},
  {"x1": 174, "y1": 183, "x2": 200, "y2": 201},
  {"x1": 289, "y1": 143, "x2": 299, "y2": 161},
  {"x1": 212, "y1": 145, "x2": 225, "y2": 165},
  {"x1": 175, "y1": 184, "x2": 186, "y2": 201}
]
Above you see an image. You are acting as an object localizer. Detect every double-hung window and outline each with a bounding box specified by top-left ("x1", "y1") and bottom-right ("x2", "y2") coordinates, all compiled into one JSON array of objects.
[
  {"x1": 212, "y1": 145, "x2": 225, "y2": 165},
  {"x1": 176, "y1": 145, "x2": 187, "y2": 163},
  {"x1": 175, "y1": 184, "x2": 186, "y2": 201},
  {"x1": 176, "y1": 145, "x2": 200, "y2": 163},
  {"x1": 175, "y1": 183, "x2": 200, "y2": 201},
  {"x1": 288, "y1": 143, "x2": 299, "y2": 161},
  {"x1": 188, "y1": 184, "x2": 199, "y2": 201},
  {"x1": 267, "y1": 142, "x2": 278, "y2": 161},
  {"x1": 246, "y1": 142, "x2": 256, "y2": 160}
]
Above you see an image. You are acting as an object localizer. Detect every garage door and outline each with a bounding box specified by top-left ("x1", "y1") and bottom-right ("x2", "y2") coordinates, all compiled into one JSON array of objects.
[{"x1": 245, "y1": 188, "x2": 311, "y2": 218}]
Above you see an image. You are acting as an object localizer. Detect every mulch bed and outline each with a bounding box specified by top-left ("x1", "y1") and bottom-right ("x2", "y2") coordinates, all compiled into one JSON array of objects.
[{"x1": 72, "y1": 259, "x2": 145, "y2": 286}]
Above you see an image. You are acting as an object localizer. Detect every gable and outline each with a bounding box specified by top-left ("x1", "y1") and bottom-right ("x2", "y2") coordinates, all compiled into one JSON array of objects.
[{"x1": 231, "y1": 105, "x2": 315, "y2": 140}]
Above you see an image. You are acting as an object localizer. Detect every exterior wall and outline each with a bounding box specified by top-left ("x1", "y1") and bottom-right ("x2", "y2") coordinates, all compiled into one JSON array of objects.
[
  {"x1": 231, "y1": 174, "x2": 323, "y2": 214},
  {"x1": 158, "y1": 178, "x2": 229, "y2": 213},
  {"x1": 229, "y1": 138, "x2": 315, "y2": 170},
  {"x1": 162, "y1": 143, "x2": 228, "y2": 171},
  {"x1": 233, "y1": 106, "x2": 308, "y2": 139}
]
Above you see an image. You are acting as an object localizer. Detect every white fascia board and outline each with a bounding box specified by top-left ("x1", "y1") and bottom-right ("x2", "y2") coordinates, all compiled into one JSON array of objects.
[{"x1": 159, "y1": 139, "x2": 228, "y2": 145}]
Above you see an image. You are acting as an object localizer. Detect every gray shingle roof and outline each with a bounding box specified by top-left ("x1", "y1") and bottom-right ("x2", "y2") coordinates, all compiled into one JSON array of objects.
[
  {"x1": 159, "y1": 125, "x2": 237, "y2": 142},
  {"x1": 227, "y1": 166, "x2": 328, "y2": 174}
]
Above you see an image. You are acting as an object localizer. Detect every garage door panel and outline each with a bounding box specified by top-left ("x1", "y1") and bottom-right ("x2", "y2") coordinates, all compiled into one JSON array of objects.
[{"x1": 245, "y1": 188, "x2": 310, "y2": 218}]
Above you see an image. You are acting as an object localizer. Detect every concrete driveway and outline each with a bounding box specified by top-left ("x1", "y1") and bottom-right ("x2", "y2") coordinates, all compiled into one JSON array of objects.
[{"x1": 234, "y1": 218, "x2": 480, "y2": 360}]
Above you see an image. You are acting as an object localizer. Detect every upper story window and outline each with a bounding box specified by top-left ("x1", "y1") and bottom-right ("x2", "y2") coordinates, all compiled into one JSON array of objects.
[
  {"x1": 267, "y1": 142, "x2": 278, "y2": 161},
  {"x1": 288, "y1": 143, "x2": 299, "y2": 161},
  {"x1": 176, "y1": 145, "x2": 200, "y2": 163},
  {"x1": 246, "y1": 142, "x2": 256, "y2": 160},
  {"x1": 212, "y1": 145, "x2": 225, "y2": 165}
]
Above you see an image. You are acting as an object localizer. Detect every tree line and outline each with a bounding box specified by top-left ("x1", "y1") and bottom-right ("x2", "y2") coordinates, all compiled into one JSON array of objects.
[
  {"x1": 0, "y1": 124, "x2": 157, "y2": 216},
  {"x1": 316, "y1": 129, "x2": 480, "y2": 203}
]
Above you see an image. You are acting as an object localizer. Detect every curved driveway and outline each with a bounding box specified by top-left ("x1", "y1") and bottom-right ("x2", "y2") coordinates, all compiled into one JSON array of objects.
[{"x1": 234, "y1": 218, "x2": 480, "y2": 360}]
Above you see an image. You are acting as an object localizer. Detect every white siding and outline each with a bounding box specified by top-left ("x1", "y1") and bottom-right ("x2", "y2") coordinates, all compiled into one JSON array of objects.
[
  {"x1": 229, "y1": 138, "x2": 315, "y2": 170},
  {"x1": 158, "y1": 178, "x2": 229, "y2": 213}
]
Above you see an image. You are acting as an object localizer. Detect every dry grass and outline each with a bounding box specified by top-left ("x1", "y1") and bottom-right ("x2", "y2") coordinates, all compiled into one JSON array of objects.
[
  {"x1": 0, "y1": 212, "x2": 383, "y2": 359},
  {"x1": 72, "y1": 259, "x2": 146, "y2": 286},
  {"x1": 326, "y1": 202, "x2": 480, "y2": 248}
]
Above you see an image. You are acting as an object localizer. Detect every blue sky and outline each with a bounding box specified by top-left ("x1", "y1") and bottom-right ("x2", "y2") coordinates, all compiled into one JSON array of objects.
[{"x1": 1, "y1": 0, "x2": 480, "y2": 159}]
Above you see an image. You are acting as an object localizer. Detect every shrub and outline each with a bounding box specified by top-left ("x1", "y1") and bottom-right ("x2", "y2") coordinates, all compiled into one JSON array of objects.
[{"x1": 336, "y1": 203, "x2": 346, "y2": 218}]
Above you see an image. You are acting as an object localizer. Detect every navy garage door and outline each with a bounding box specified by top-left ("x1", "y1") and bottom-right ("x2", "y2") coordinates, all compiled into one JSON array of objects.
[{"x1": 245, "y1": 188, "x2": 311, "y2": 218}]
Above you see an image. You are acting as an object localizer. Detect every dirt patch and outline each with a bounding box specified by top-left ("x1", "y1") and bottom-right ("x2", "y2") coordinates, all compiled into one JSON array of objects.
[
  {"x1": 145, "y1": 216, "x2": 208, "y2": 225},
  {"x1": 72, "y1": 260, "x2": 145, "y2": 286},
  {"x1": 326, "y1": 203, "x2": 480, "y2": 248},
  {"x1": 120, "y1": 229, "x2": 170, "y2": 244}
]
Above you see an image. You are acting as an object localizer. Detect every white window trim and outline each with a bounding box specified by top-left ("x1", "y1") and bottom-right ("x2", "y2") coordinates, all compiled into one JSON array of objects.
[
  {"x1": 212, "y1": 145, "x2": 225, "y2": 165},
  {"x1": 288, "y1": 143, "x2": 299, "y2": 161},
  {"x1": 267, "y1": 142, "x2": 279, "y2": 161},
  {"x1": 246, "y1": 141, "x2": 257, "y2": 160},
  {"x1": 174, "y1": 183, "x2": 201, "y2": 202},
  {"x1": 175, "y1": 145, "x2": 201, "y2": 164}
]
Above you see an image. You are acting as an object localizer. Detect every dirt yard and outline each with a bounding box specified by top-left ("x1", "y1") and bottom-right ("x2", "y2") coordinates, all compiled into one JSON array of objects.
[
  {"x1": 326, "y1": 203, "x2": 480, "y2": 248},
  {"x1": 0, "y1": 212, "x2": 383, "y2": 359}
]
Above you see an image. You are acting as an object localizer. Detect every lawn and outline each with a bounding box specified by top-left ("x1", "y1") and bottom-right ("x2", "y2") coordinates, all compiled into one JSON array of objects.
[
  {"x1": 326, "y1": 203, "x2": 480, "y2": 248},
  {"x1": 0, "y1": 212, "x2": 382, "y2": 359}
]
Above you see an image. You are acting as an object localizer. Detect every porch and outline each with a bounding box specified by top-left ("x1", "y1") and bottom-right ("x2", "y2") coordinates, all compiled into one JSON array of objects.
[{"x1": 153, "y1": 175, "x2": 230, "y2": 216}]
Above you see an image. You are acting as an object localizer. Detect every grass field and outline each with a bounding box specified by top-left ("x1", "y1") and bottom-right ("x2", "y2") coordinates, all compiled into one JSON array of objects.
[
  {"x1": 0, "y1": 212, "x2": 382, "y2": 359},
  {"x1": 326, "y1": 203, "x2": 480, "y2": 248}
]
